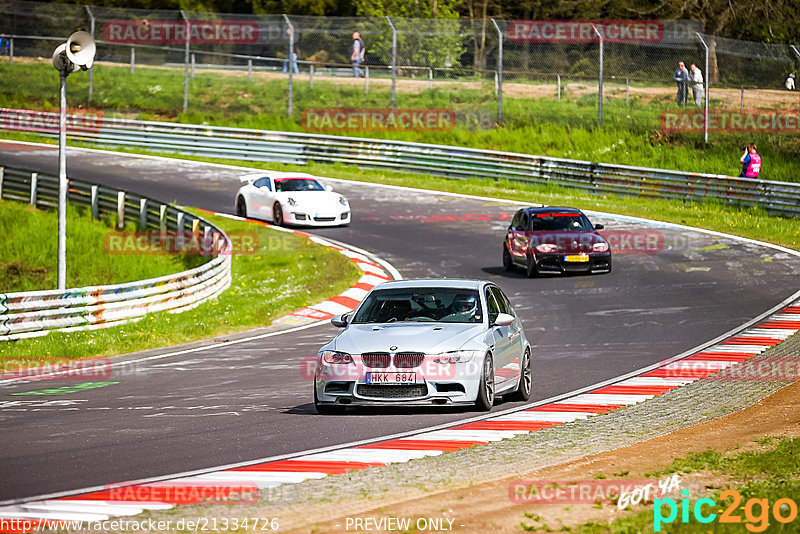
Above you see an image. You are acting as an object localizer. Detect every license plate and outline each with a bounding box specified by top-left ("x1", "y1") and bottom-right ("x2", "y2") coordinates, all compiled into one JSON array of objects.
[
  {"x1": 564, "y1": 254, "x2": 589, "y2": 262},
  {"x1": 366, "y1": 372, "x2": 416, "y2": 385}
]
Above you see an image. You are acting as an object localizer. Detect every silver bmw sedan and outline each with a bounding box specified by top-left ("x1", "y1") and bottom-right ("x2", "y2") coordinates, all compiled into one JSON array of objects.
[{"x1": 314, "y1": 279, "x2": 532, "y2": 414}]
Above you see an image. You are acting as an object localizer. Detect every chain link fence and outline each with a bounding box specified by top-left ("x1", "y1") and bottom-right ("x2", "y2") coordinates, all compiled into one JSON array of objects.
[{"x1": 1, "y1": 0, "x2": 799, "y2": 136}]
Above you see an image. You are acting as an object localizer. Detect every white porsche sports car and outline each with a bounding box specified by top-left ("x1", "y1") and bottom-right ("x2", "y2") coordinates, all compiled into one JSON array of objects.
[{"x1": 234, "y1": 172, "x2": 351, "y2": 227}]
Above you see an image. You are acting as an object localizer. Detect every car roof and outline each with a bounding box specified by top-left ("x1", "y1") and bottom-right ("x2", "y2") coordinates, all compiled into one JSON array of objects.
[
  {"x1": 240, "y1": 171, "x2": 318, "y2": 182},
  {"x1": 371, "y1": 278, "x2": 487, "y2": 291},
  {"x1": 522, "y1": 206, "x2": 584, "y2": 214}
]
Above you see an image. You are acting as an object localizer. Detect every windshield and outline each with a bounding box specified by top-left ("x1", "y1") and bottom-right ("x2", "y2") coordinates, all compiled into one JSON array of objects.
[
  {"x1": 275, "y1": 178, "x2": 324, "y2": 192},
  {"x1": 529, "y1": 212, "x2": 592, "y2": 231},
  {"x1": 352, "y1": 288, "x2": 483, "y2": 324}
]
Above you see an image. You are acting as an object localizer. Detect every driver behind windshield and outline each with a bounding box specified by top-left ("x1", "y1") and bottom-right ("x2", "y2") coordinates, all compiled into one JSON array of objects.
[{"x1": 441, "y1": 294, "x2": 478, "y2": 322}]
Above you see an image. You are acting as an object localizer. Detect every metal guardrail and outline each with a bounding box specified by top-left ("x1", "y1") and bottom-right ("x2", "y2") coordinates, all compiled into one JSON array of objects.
[
  {"x1": 11, "y1": 113, "x2": 792, "y2": 218},
  {"x1": 0, "y1": 165, "x2": 232, "y2": 341}
]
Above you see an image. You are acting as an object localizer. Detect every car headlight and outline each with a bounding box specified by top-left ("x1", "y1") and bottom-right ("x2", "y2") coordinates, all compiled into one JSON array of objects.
[
  {"x1": 593, "y1": 241, "x2": 610, "y2": 252},
  {"x1": 535, "y1": 243, "x2": 559, "y2": 253},
  {"x1": 431, "y1": 350, "x2": 478, "y2": 364},
  {"x1": 339, "y1": 196, "x2": 348, "y2": 206},
  {"x1": 287, "y1": 197, "x2": 297, "y2": 207},
  {"x1": 320, "y1": 350, "x2": 353, "y2": 364}
]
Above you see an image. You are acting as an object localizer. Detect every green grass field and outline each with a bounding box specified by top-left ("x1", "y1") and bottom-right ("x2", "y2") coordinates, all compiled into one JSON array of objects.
[
  {"x1": 0, "y1": 199, "x2": 205, "y2": 292},
  {"x1": 4, "y1": 60, "x2": 799, "y2": 182}
]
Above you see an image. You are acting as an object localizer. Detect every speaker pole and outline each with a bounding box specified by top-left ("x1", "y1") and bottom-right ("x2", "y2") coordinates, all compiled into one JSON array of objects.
[{"x1": 57, "y1": 65, "x2": 67, "y2": 289}]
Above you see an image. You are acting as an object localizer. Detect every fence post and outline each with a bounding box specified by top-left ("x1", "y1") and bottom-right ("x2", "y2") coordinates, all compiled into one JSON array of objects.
[
  {"x1": 248, "y1": 58, "x2": 252, "y2": 82},
  {"x1": 696, "y1": 32, "x2": 710, "y2": 144},
  {"x1": 386, "y1": 17, "x2": 397, "y2": 110},
  {"x1": 180, "y1": 10, "x2": 190, "y2": 114},
  {"x1": 626, "y1": 78, "x2": 629, "y2": 106},
  {"x1": 283, "y1": 14, "x2": 294, "y2": 118},
  {"x1": 139, "y1": 198, "x2": 148, "y2": 230},
  {"x1": 740, "y1": 87, "x2": 744, "y2": 113},
  {"x1": 309, "y1": 64, "x2": 314, "y2": 89},
  {"x1": 30, "y1": 172, "x2": 38, "y2": 206},
  {"x1": 90, "y1": 185, "x2": 98, "y2": 219},
  {"x1": 85, "y1": 6, "x2": 95, "y2": 103},
  {"x1": 557, "y1": 74, "x2": 561, "y2": 101},
  {"x1": 191, "y1": 53, "x2": 195, "y2": 79},
  {"x1": 491, "y1": 19, "x2": 503, "y2": 124},
  {"x1": 130, "y1": 47, "x2": 135, "y2": 73},
  {"x1": 8, "y1": 37, "x2": 12, "y2": 65},
  {"x1": 116, "y1": 191, "x2": 125, "y2": 230},
  {"x1": 591, "y1": 24, "x2": 603, "y2": 128},
  {"x1": 365, "y1": 66, "x2": 369, "y2": 94}
]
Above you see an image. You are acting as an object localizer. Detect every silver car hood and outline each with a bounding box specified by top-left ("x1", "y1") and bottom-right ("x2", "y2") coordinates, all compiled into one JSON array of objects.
[{"x1": 334, "y1": 323, "x2": 485, "y2": 354}]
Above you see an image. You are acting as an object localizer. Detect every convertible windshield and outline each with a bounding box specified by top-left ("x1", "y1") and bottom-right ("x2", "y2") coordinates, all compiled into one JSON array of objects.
[
  {"x1": 352, "y1": 288, "x2": 483, "y2": 324},
  {"x1": 275, "y1": 178, "x2": 325, "y2": 192},
  {"x1": 529, "y1": 212, "x2": 592, "y2": 231}
]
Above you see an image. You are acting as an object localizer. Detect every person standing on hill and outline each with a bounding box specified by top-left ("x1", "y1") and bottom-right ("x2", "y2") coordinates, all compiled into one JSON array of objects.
[
  {"x1": 673, "y1": 61, "x2": 689, "y2": 106},
  {"x1": 351, "y1": 32, "x2": 365, "y2": 78},
  {"x1": 690, "y1": 63, "x2": 703, "y2": 108}
]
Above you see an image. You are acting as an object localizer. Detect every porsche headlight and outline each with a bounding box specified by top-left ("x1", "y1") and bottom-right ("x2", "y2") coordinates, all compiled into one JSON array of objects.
[
  {"x1": 431, "y1": 350, "x2": 478, "y2": 364},
  {"x1": 287, "y1": 197, "x2": 297, "y2": 207},
  {"x1": 320, "y1": 350, "x2": 353, "y2": 364},
  {"x1": 593, "y1": 241, "x2": 610, "y2": 252},
  {"x1": 339, "y1": 196, "x2": 348, "y2": 206}
]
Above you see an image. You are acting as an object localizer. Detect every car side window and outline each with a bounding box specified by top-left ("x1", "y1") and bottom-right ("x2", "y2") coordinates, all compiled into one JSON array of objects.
[
  {"x1": 490, "y1": 287, "x2": 512, "y2": 316},
  {"x1": 485, "y1": 289, "x2": 501, "y2": 324},
  {"x1": 511, "y1": 210, "x2": 523, "y2": 229},
  {"x1": 521, "y1": 212, "x2": 530, "y2": 231},
  {"x1": 254, "y1": 177, "x2": 271, "y2": 190}
]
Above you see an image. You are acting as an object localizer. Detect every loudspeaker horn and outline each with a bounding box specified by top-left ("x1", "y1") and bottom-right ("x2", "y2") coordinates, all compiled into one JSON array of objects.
[
  {"x1": 52, "y1": 43, "x2": 79, "y2": 73},
  {"x1": 65, "y1": 31, "x2": 96, "y2": 70}
]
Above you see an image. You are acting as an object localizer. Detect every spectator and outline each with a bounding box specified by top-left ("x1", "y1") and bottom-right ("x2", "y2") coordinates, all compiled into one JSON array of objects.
[
  {"x1": 351, "y1": 31, "x2": 365, "y2": 78},
  {"x1": 0, "y1": 36, "x2": 8, "y2": 56},
  {"x1": 673, "y1": 61, "x2": 689, "y2": 106},
  {"x1": 690, "y1": 63, "x2": 703, "y2": 108},
  {"x1": 739, "y1": 143, "x2": 761, "y2": 178},
  {"x1": 786, "y1": 73, "x2": 796, "y2": 91},
  {"x1": 282, "y1": 28, "x2": 299, "y2": 75}
]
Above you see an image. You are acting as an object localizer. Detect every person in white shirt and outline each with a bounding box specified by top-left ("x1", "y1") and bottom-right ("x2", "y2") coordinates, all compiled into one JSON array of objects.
[
  {"x1": 787, "y1": 74, "x2": 796, "y2": 91},
  {"x1": 690, "y1": 63, "x2": 704, "y2": 108}
]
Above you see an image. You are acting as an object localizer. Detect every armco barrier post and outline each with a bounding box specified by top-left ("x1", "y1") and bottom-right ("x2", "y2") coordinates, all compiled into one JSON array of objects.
[
  {"x1": 139, "y1": 198, "x2": 148, "y2": 230},
  {"x1": 116, "y1": 191, "x2": 125, "y2": 230},
  {"x1": 90, "y1": 185, "x2": 98, "y2": 219},
  {"x1": 29, "y1": 172, "x2": 38, "y2": 206},
  {"x1": 0, "y1": 167, "x2": 4, "y2": 198},
  {"x1": 387, "y1": 16, "x2": 397, "y2": 111}
]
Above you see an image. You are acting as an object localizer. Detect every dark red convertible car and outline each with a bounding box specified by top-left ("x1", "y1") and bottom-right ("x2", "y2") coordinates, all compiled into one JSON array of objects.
[{"x1": 502, "y1": 207, "x2": 612, "y2": 277}]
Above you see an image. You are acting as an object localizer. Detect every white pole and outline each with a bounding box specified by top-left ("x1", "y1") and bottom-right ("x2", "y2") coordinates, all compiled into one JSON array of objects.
[{"x1": 57, "y1": 69, "x2": 68, "y2": 290}]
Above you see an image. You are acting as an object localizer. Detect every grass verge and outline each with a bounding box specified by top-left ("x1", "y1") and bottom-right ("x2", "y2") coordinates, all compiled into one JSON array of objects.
[
  {"x1": 0, "y1": 199, "x2": 205, "y2": 292},
  {"x1": 2, "y1": 60, "x2": 799, "y2": 182},
  {"x1": 564, "y1": 438, "x2": 800, "y2": 533},
  {"x1": 1, "y1": 210, "x2": 361, "y2": 366}
]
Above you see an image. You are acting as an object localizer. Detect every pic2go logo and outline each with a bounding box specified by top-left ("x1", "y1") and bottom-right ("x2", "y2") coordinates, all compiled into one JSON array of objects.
[{"x1": 654, "y1": 489, "x2": 799, "y2": 532}]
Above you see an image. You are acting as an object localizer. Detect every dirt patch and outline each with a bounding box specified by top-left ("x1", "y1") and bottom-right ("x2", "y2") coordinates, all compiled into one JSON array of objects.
[{"x1": 280, "y1": 379, "x2": 800, "y2": 533}]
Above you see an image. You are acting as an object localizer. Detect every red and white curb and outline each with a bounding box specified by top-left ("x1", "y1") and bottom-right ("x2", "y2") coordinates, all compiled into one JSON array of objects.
[{"x1": 2, "y1": 296, "x2": 798, "y2": 531}]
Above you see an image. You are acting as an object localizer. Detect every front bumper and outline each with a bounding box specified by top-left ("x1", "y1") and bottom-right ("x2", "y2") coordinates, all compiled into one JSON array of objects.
[
  {"x1": 285, "y1": 209, "x2": 350, "y2": 227},
  {"x1": 533, "y1": 252, "x2": 612, "y2": 273}
]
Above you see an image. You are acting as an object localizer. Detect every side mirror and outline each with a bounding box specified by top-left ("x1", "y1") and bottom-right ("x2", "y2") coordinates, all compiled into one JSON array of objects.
[
  {"x1": 331, "y1": 314, "x2": 349, "y2": 328},
  {"x1": 594, "y1": 223, "x2": 604, "y2": 230},
  {"x1": 493, "y1": 313, "x2": 515, "y2": 327},
  {"x1": 325, "y1": 184, "x2": 334, "y2": 192}
]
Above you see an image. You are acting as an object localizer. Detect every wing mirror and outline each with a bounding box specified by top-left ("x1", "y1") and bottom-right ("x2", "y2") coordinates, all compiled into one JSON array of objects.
[
  {"x1": 493, "y1": 313, "x2": 515, "y2": 327},
  {"x1": 594, "y1": 223, "x2": 604, "y2": 230},
  {"x1": 331, "y1": 313, "x2": 350, "y2": 328},
  {"x1": 325, "y1": 184, "x2": 334, "y2": 192}
]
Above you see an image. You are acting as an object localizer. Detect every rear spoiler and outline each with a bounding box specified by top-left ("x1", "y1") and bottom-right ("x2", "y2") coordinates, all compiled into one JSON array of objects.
[{"x1": 239, "y1": 173, "x2": 266, "y2": 183}]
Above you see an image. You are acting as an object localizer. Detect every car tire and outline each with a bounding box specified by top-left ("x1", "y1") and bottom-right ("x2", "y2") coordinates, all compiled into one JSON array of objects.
[
  {"x1": 474, "y1": 353, "x2": 495, "y2": 411},
  {"x1": 236, "y1": 196, "x2": 247, "y2": 218},
  {"x1": 526, "y1": 254, "x2": 539, "y2": 278},
  {"x1": 505, "y1": 347, "x2": 532, "y2": 402},
  {"x1": 273, "y1": 202, "x2": 284, "y2": 226},
  {"x1": 502, "y1": 245, "x2": 515, "y2": 272},
  {"x1": 314, "y1": 387, "x2": 345, "y2": 415}
]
